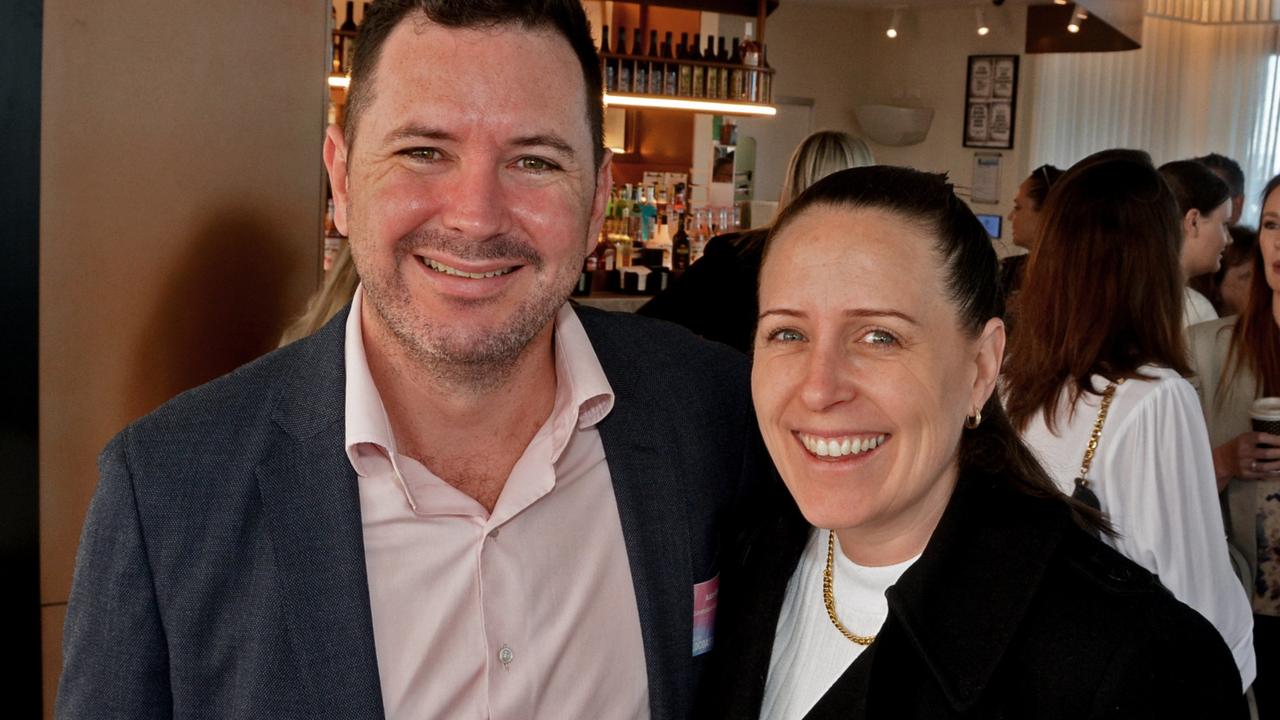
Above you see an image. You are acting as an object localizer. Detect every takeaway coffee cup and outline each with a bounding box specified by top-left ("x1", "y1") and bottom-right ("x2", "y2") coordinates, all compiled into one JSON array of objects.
[{"x1": 1250, "y1": 397, "x2": 1280, "y2": 447}]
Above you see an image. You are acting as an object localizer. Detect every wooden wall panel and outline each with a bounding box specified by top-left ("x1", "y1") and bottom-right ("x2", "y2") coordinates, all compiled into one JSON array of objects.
[{"x1": 40, "y1": 0, "x2": 330, "y2": 710}]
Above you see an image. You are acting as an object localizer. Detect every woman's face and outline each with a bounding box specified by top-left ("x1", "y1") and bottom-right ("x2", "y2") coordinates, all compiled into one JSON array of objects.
[
  {"x1": 1183, "y1": 199, "x2": 1233, "y2": 277},
  {"x1": 1261, "y1": 189, "x2": 1280, "y2": 295},
  {"x1": 1008, "y1": 178, "x2": 1041, "y2": 250},
  {"x1": 1219, "y1": 258, "x2": 1254, "y2": 317},
  {"x1": 752, "y1": 205, "x2": 1004, "y2": 565}
]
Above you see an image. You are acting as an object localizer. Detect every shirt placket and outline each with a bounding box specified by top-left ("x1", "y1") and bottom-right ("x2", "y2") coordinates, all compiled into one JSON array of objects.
[{"x1": 479, "y1": 519, "x2": 531, "y2": 720}]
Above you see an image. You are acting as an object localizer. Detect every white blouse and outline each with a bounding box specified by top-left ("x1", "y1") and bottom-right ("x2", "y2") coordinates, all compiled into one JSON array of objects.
[
  {"x1": 761, "y1": 529, "x2": 917, "y2": 720},
  {"x1": 1019, "y1": 366, "x2": 1256, "y2": 687}
]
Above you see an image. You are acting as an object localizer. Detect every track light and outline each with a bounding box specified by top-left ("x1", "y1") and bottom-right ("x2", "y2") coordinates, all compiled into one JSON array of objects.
[
  {"x1": 1054, "y1": 0, "x2": 1068, "y2": 4},
  {"x1": 1067, "y1": 7, "x2": 1087, "y2": 33},
  {"x1": 887, "y1": 8, "x2": 901, "y2": 39},
  {"x1": 976, "y1": 7, "x2": 989, "y2": 36}
]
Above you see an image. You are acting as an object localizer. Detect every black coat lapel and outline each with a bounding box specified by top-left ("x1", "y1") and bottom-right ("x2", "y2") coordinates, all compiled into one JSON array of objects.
[
  {"x1": 578, "y1": 307, "x2": 693, "y2": 720},
  {"x1": 256, "y1": 307, "x2": 385, "y2": 719}
]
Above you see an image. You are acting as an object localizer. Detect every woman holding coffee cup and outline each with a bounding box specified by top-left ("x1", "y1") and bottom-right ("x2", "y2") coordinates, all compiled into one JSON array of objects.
[{"x1": 1188, "y1": 173, "x2": 1280, "y2": 717}]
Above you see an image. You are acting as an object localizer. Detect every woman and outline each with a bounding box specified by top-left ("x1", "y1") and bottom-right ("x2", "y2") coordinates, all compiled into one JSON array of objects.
[
  {"x1": 1007, "y1": 164, "x2": 1064, "y2": 252},
  {"x1": 636, "y1": 131, "x2": 873, "y2": 352},
  {"x1": 1191, "y1": 225, "x2": 1258, "y2": 317},
  {"x1": 1189, "y1": 174, "x2": 1280, "y2": 718},
  {"x1": 699, "y1": 165, "x2": 1246, "y2": 718},
  {"x1": 1159, "y1": 159, "x2": 1234, "y2": 327},
  {"x1": 278, "y1": 241, "x2": 359, "y2": 347},
  {"x1": 1001, "y1": 164, "x2": 1063, "y2": 313},
  {"x1": 1004, "y1": 151, "x2": 1256, "y2": 687}
]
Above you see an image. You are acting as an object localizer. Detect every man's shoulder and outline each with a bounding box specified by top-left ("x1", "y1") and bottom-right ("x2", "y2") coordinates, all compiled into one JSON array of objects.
[
  {"x1": 114, "y1": 323, "x2": 341, "y2": 463},
  {"x1": 573, "y1": 303, "x2": 748, "y2": 377}
]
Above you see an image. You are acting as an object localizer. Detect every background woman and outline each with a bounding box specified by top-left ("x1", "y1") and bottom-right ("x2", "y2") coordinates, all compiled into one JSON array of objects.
[
  {"x1": 699, "y1": 165, "x2": 1246, "y2": 718},
  {"x1": 1159, "y1": 159, "x2": 1234, "y2": 327},
  {"x1": 637, "y1": 131, "x2": 873, "y2": 352},
  {"x1": 1001, "y1": 163, "x2": 1063, "y2": 315},
  {"x1": 1191, "y1": 224, "x2": 1258, "y2": 317},
  {"x1": 1189, "y1": 174, "x2": 1280, "y2": 717},
  {"x1": 1004, "y1": 150, "x2": 1255, "y2": 687}
]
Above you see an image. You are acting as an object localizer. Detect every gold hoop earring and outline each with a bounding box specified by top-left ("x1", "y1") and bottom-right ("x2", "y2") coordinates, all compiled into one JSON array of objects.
[{"x1": 965, "y1": 410, "x2": 982, "y2": 429}]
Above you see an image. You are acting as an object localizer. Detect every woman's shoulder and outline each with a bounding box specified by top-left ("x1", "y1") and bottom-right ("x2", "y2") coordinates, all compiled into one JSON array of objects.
[{"x1": 1020, "y1": 531, "x2": 1245, "y2": 709}]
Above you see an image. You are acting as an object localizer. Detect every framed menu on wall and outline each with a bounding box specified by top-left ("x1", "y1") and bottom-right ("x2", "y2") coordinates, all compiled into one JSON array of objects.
[{"x1": 964, "y1": 55, "x2": 1018, "y2": 149}]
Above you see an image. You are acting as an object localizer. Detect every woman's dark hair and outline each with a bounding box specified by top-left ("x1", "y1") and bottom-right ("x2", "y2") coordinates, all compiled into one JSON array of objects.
[
  {"x1": 1222, "y1": 174, "x2": 1280, "y2": 399},
  {"x1": 1159, "y1": 160, "x2": 1232, "y2": 217},
  {"x1": 1023, "y1": 164, "x2": 1064, "y2": 209},
  {"x1": 344, "y1": 0, "x2": 604, "y2": 167},
  {"x1": 763, "y1": 165, "x2": 1108, "y2": 535},
  {"x1": 1005, "y1": 150, "x2": 1189, "y2": 433}
]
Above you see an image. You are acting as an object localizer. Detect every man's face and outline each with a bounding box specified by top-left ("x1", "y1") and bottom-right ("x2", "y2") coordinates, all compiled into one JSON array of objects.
[{"x1": 325, "y1": 16, "x2": 611, "y2": 372}]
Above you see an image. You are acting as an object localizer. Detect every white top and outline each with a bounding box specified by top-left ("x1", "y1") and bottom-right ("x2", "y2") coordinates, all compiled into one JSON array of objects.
[
  {"x1": 761, "y1": 529, "x2": 918, "y2": 720},
  {"x1": 1020, "y1": 366, "x2": 1256, "y2": 687},
  {"x1": 1184, "y1": 287, "x2": 1219, "y2": 328}
]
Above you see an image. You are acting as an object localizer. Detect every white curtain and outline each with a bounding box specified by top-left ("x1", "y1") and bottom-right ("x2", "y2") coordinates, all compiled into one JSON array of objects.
[{"x1": 1027, "y1": 10, "x2": 1280, "y2": 223}]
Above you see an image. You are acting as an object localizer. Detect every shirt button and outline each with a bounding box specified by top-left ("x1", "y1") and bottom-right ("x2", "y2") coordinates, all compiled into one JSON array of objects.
[
  {"x1": 498, "y1": 645, "x2": 514, "y2": 667},
  {"x1": 488, "y1": 528, "x2": 500, "y2": 539}
]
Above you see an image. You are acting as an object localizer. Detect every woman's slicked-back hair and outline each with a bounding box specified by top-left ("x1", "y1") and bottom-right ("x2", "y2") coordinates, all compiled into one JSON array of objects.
[
  {"x1": 1005, "y1": 149, "x2": 1189, "y2": 433},
  {"x1": 776, "y1": 131, "x2": 876, "y2": 209},
  {"x1": 768, "y1": 166, "x2": 1000, "y2": 335},
  {"x1": 762, "y1": 165, "x2": 1109, "y2": 535},
  {"x1": 1159, "y1": 159, "x2": 1232, "y2": 216},
  {"x1": 344, "y1": 0, "x2": 604, "y2": 167}
]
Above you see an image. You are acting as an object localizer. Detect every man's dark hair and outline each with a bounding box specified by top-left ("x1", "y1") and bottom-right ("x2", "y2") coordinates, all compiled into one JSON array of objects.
[
  {"x1": 1159, "y1": 159, "x2": 1231, "y2": 217},
  {"x1": 344, "y1": 0, "x2": 604, "y2": 167},
  {"x1": 1195, "y1": 152, "x2": 1245, "y2": 197}
]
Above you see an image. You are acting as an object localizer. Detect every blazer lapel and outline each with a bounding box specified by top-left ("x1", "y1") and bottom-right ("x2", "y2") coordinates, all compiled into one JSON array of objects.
[
  {"x1": 581, "y1": 309, "x2": 693, "y2": 720},
  {"x1": 255, "y1": 308, "x2": 385, "y2": 719}
]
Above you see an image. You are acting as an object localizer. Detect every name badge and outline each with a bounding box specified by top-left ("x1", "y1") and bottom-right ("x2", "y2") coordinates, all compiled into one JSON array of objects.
[{"x1": 692, "y1": 574, "x2": 719, "y2": 657}]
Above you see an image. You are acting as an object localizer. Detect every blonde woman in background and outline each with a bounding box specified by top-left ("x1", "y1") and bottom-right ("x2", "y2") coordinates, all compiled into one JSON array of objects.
[
  {"x1": 637, "y1": 131, "x2": 875, "y2": 352},
  {"x1": 278, "y1": 242, "x2": 360, "y2": 347}
]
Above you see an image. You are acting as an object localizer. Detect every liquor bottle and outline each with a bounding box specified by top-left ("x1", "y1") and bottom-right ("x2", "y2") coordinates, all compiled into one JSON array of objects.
[
  {"x1": 691, "y1": 208, "x2": 710, "y2": 264},
  {"x1": 760, "y1": 44, "x2": 771, "y2": 104},
  {"x1": 340, "y1": 2, "x2": 358, "y2": 74},
  {"x1": 704, "y1": 35, "x2": 719, "y2": 100},
  {"x1": 601, "y1": 25, "x2": 615, "y2": 92},
  {"x1": 742, "y1": 22, "x2": 762, "y2": 103},
  {"x1": 640, "y1": 185, "x2": 658, "y2": 246},
  {"x1": 716, "y1": 37, "x2": 730, "y2": 100},
  {"x1": 672, "y1": 212, "x2": 691, "y2": 274},
  {"x1": 630, "y1": 185, "x2": 644, "y2": 246},
  {"x1": 690, "y1": 34, "x2": 705, "y2": 98},
  {"x1": 616, "y1": 27, "x2": 630, "y2": 93},
  {"x1": 662, "y1": 32, "x2": 678, "y2": 96},
  {"x1": 330, "y1": 7, "x2": 342, "y2": 73},
  {"x1": 648, "y1": 30, "x2": 662, "y2": 95},
  {"x1": 677, "y1": 33, "x2": 692, "y2": 97},
  {"x1": 729, "y1": 38, "x2": 745, "y2": 100},
  {"x1": 632, "y1": 28, "x2": 647, "y2": 95},
  {"x1": 653, "y1": 208, "x2": 673, "y2": 268},
  {"x1": 573, "y1": 256, "x2": 594, "y2": 297}
]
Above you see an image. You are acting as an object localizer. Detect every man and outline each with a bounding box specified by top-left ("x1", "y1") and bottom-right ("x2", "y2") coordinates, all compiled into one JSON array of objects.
[
  {"x1": 56, "y1": 2, "x2": 760, "y2": 718},
  {"x1": 1196, "y1": 152, "x2": 1247, "y2": 226}
]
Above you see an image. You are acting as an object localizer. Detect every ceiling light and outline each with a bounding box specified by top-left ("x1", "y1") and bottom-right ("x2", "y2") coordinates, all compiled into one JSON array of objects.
[
  {"x1": 603, "y1": 94, "x2": 778, "y2": 117},
  {"x1": 887, "y1": 9, "x2": 901, "y2": 39},
  {"x1": 976, "y1": 7, "x2": 989, "y2": 36},
  {"x1": 1068, "y1": 7, "x2": 1087, "y2": 32}
]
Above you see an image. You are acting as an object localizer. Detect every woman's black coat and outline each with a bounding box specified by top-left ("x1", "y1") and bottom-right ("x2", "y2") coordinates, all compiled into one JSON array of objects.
[{"x1": 697, "y1": 472, "x2": 1248, "y2": 719}]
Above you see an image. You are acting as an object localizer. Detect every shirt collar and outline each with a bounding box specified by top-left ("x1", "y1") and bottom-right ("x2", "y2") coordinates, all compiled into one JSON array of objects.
[{"x1": 343, "y1": 288, "x2": 615, "y2": 472}]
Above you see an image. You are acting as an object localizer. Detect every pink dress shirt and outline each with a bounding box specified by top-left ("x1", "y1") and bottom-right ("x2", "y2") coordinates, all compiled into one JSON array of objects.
[{"x1": 344, "y1": 287, "x2": 650, "y2": 719}]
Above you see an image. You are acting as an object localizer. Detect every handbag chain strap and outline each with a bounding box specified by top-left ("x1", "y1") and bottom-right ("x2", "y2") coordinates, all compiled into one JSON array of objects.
[{"x1": 1077, "y1": 380, "x2": 1122, "y2": 487}]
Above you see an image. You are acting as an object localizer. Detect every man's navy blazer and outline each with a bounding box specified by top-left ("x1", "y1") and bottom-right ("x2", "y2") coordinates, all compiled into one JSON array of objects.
[{"x1": 57, "y1": 304, "x2": 763, "y2": 720}]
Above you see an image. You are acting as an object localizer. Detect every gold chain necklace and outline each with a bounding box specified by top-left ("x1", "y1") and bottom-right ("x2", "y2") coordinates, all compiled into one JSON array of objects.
[{"x1": 822, "y1": 530, "x2": 876, "y2": 646}]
